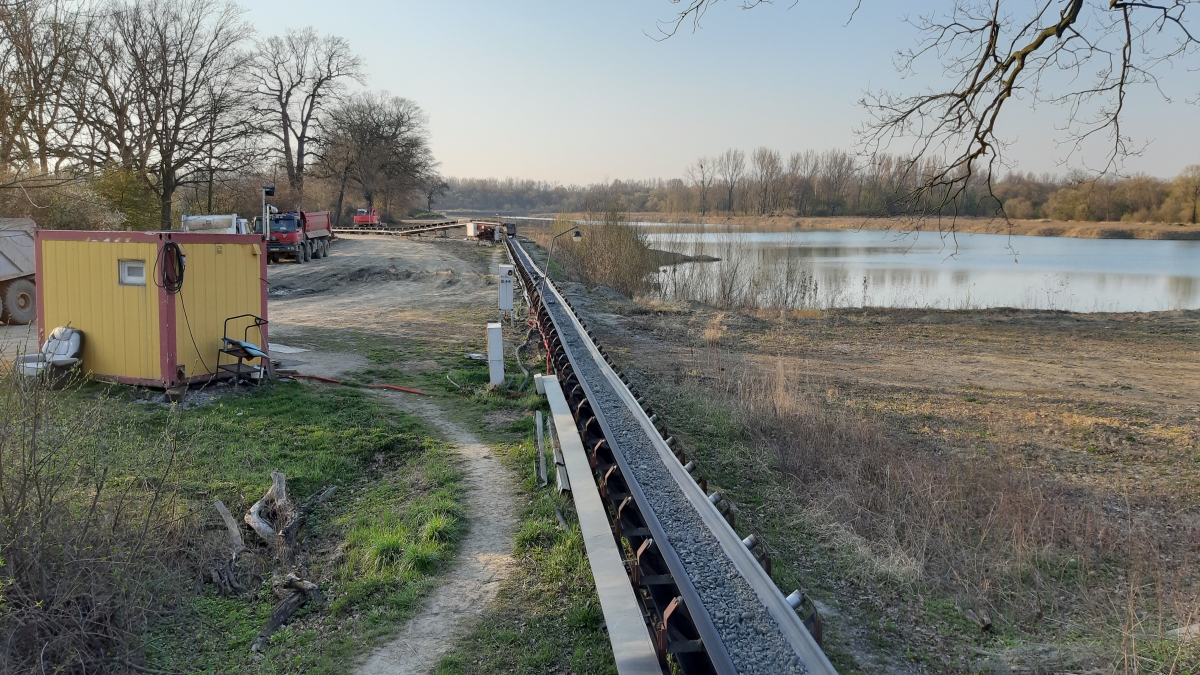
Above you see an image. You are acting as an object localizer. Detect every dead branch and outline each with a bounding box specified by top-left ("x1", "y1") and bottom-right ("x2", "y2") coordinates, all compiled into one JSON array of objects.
[
  {"x1": 250, "y1": 573, "x2": 323, "y2": 653},
  {"x1": 243, "y1": 473, "x2": 336, "y2": 567},
  {"x1": 213, "y1": 499, "x2": 246, "y2": 555},
  {"x1": 243, "y1": 471, "x2": 291, "y2": 559}
]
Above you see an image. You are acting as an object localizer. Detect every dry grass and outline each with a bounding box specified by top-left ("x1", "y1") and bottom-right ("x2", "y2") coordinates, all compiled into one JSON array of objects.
[
  {"x1": 527, "y1": 212, "x2": 657, "y2": 298},
  {"x1": 695, "y1": 347, "x2": 1200, "y2": 669}
]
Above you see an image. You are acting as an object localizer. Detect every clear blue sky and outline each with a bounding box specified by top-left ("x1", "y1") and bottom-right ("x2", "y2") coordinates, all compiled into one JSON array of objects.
[{"x1": 244, "y1": 0, "x2": 1199, "y2": 184}]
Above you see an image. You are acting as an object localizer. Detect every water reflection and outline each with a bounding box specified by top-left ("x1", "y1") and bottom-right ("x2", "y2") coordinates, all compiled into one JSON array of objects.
[{"x1": 643, "y1": 226, "x2": 1200, "y2": 312}]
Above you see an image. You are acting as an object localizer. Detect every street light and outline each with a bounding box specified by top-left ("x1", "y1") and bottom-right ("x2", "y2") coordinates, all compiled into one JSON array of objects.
[
  {"x1": 538, "y1": 224, "x2": 582, "y2": 303},
  {"x1": 260, "y1": 185, "x2": 275, "y2": 235}
]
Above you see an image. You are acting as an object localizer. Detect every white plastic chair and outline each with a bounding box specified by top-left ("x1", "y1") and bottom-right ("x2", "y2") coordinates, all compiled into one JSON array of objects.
[{"x1": 17, "y1": 327, "x2": 82, "y2": 377}]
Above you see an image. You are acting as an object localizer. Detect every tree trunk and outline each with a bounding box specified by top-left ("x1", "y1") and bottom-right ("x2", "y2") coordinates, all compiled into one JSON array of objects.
[
  {"x1": 333, "y1": 165, "x2": 350, "y2": 227},
  {"x1": 161, "y1": 181, "x2": 174, "y2": 230}
]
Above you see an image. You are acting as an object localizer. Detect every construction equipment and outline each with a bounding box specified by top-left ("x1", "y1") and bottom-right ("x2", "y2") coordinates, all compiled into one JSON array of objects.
[
  {"x1": 181, "y1": 213, "x2": 252, "y2": 234},
  {"x1": 264, "y1": 210, "x2": 333, "y2": 264},
  {"x1": 352, "y1": 207, "x2": 381, "y2": 226},
  {"x1": 466, "y1": 220, "x2": 515, "y2": 242},
  {"x1": 0, "y1": 218, "x2": 36, "y2": 324}
]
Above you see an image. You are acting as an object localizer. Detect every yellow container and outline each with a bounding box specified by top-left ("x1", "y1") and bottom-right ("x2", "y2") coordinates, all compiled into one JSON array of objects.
[{"x1": 36, "y1": 231, "x2": 268, "y2": 388}]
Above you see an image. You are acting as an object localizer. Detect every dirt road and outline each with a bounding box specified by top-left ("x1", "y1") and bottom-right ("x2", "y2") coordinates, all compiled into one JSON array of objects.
[{"x1": 267, "y1": 234, "x2": 518, "y2": 674}]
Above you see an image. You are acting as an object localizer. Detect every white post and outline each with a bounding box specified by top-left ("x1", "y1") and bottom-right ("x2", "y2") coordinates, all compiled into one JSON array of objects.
[
  {"x1": 498, "y1": 264, "x2": 513, "y2": 324},
  {"x1": 486, "y1": 322, "x2": 504, "y2": 388}
]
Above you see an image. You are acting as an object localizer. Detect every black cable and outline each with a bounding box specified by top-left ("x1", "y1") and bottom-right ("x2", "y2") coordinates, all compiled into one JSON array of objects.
[
  {"x1": 155, "y1": 241, "x2": 185, "y2": 294},
  {"x1": 178, "y1": 292, "x2": 213, "y2": 376},
  {"x1": 155, "y1": 240, "x2": 213, "y2": 377}
]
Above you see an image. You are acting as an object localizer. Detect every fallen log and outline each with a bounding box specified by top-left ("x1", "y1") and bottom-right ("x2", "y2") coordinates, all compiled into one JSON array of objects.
[{"x1": 250, "y1": 574, "x2": 322, "y2": 653}]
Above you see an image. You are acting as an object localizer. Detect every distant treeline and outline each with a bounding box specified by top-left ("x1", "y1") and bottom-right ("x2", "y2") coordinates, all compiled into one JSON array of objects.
[{"x1": 445, "y1": 149, "x2": 1200, "y2": 223}]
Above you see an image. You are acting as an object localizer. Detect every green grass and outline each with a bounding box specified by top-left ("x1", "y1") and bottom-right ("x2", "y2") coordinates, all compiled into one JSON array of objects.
[
  {"x1": 81, "y1": 381, "x2": 469, "y2": 674},
  {"x1": 433, "y1": 434, "x2": 617, "y2": 675}
]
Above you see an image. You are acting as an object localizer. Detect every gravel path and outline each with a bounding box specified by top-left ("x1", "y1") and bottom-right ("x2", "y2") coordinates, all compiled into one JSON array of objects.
[
  {"x1": 356, "y1": 393, "x2": 517, "y2": 675},
  {"x1": 514, "y1": 244, "x2": 808, "y2": 674}
]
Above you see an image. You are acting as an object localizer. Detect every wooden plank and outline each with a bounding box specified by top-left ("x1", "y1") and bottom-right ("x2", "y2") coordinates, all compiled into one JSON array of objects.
[{"x1": 544, "y1": 375, "x2": 663, "y2": 675}]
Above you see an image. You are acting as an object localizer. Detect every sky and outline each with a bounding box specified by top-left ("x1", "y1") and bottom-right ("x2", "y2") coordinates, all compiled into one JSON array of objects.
[{"x1": 243, "y1": 0, "x2": 1200, "y2": 185}]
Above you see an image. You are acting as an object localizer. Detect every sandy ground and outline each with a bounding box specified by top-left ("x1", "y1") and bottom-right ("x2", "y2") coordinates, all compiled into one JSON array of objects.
[
  {"x1": 0, "y1": 322, "x2": 37, "y2": 359},
  {"x1": 548, "y1": 212, "x2": 1200, "y2": 240},
  {"x1": 266, "y1": 234, "x2": 497, "y2": 341},
  {"x1": 267, "y1": 234, "x2": 518, "y2": 675}
]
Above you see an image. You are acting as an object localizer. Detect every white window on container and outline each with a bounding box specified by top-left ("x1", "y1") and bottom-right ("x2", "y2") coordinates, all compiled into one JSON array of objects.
[{"x1": 119, "y1": 259, "x2": 146, "y2": 286}]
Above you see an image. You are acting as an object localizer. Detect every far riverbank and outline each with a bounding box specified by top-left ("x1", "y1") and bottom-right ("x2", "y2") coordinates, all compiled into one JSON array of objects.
[{"x1": 543, "y1": 212, "x2": 1200, "y2": 241}]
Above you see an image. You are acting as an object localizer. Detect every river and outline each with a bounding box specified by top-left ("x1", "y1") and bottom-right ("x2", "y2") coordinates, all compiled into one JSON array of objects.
[{"x1": 641, "y1": 225, "x2": 1200, "y2": 312}]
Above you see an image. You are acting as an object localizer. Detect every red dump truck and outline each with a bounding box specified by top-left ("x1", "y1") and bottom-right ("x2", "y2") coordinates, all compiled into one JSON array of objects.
[
  {"x1": 352, "y1": 207, "x2": 381, "y2": 226},
  {"x1": 265, "y1": 211, "x2": 333, "y2": 264}
]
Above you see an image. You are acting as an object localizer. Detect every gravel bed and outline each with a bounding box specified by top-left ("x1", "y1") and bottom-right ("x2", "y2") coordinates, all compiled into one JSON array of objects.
[{"x1": 521, "y1": 260, "x2": 807, "y2": 672}]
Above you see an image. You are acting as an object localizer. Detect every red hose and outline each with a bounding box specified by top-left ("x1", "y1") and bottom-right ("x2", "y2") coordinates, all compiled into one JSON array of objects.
[{"x1": 291, "y1": 373, "x2": 430, "y2": 396}]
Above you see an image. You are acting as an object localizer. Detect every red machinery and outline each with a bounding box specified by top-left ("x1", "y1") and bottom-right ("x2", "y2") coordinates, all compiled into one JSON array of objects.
[
  {"x1": 266, "y1": 210, "x2": 333, "y2": 264},
  {"x1": 352, "y1": 207, "x2": 381, "y2": 226}
]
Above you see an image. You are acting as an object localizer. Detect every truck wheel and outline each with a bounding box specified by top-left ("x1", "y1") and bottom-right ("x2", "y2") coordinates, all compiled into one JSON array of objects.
[
  {"x1": 294, "y1": 248, "x2": 304, "y2": 264},
  {"x1": 313, "y1": 240, "x2": 323, "y2": 259},
  {"x1": 2, "y1": 278, "x2": 36, "y2": 325},
  {"x1": 303, "y1": 242, "x2": 312, "y2": 262}
]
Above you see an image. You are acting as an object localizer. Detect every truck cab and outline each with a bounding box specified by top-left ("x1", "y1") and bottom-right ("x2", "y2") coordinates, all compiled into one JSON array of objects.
[{"x1": 265, "y1": 211, "x2": 332, "y2": 264}]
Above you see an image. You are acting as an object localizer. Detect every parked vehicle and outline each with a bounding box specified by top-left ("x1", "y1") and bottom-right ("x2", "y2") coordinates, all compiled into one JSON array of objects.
[
  {"x1": 181, "y1": 213, "x2": 252, "y2": 234},
  {"x1": 0, "y1": 218, "x2": 36, "y2": 324},
  {"x1": 265, "y1": 210, "x2": 333, "y2": 263},
  {"x1": 466, "y1": 220, "x2": 515, "y2": 242},
  {"x1": 352, "y1": 207, "x2": 381, "y2": 226}
]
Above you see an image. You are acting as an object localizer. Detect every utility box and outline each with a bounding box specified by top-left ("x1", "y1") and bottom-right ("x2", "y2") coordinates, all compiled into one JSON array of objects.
[
  {"x1": 35, "y1": 230, "x2": 268, "y2": 388},
  {"x1": 498, "y1": 264, "x2": 514, "y2": 312},
  {"x1": 486, "y1": 322, "x2": 504, "y2": 387}
]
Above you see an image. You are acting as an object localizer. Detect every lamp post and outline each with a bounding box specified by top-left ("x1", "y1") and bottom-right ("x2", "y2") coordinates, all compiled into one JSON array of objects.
[
  {"x1": 261, "y1": 185, "x2": 275, "y2": 235},
  {"x1": 538, "y1": 224, "x2": 582, "y2": 303}
]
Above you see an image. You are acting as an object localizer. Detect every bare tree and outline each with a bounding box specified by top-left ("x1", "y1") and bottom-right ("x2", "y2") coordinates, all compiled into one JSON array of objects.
[
  {"x1": 750, "y1": 146, "x2": 783, "y2": 215},
  {"x1": 663, "y1": 1, "x2": 1200, "y2": 227},
  {"x1": 319, "y1": 91, "x2": 433, "y2": 222},
  {"x1": 0, "y1": 0, "x2": 90, "y2": 179},
  {"x1": 816, "y1": 150, "x2": 857, "y2": 216},
  {"x1": 248, "y1": 27, "x2": 364, "y2": 204},
  {"x1": 684, "y1": 155, "x2": 716, "y2": 215},
  {"x1": 1175, "y1": 165, "x2": 1200, "y2": 224},
  {"x1": 419, "y1": 172, "x2": 448, "y2": 212},
  {"x1": 716, "y1": 147, "x2": 744, "y2": 214},
  {"x1": 81, "y1": 0, "x2": 254, "y2": 229},
  {"x1": 785, "y1": 150, "x2": 818, "y2": 215}
]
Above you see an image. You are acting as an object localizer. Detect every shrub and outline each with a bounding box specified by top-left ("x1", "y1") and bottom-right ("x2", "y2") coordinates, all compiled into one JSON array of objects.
[{"x1": 0, "y1": 372, "x2": 187, "y2": 673}]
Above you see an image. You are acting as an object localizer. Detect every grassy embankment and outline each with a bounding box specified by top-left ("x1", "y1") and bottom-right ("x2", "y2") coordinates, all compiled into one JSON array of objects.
[
  {"x1": 0, "y1": 372, "x2": 466, "y2": 674},
  {"x1": 269, "y1": 325, "x2": 620, "y2": 674}
]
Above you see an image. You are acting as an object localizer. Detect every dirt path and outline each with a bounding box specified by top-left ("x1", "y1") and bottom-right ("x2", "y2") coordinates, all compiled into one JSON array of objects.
[
  {"x1": 266, "y1": 235, "x2": 518, "y2": 674},
  {"x1": 357, "y1": 392, "x2": 516, "y2": 675}
]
